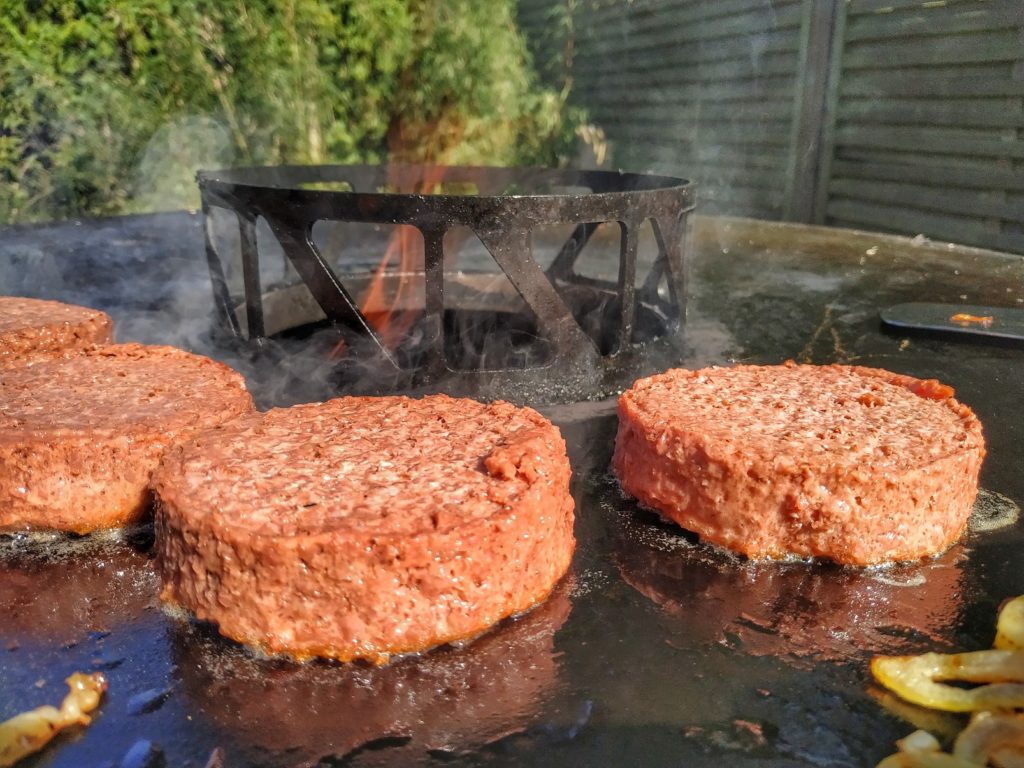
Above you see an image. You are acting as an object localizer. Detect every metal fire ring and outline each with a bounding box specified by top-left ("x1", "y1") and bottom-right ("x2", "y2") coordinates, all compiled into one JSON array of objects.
[{"x1": 197, "y1": 165, "x2": 696, "y2": 403}]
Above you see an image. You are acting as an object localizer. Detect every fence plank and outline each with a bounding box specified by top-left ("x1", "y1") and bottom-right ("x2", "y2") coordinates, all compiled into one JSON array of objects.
[
  {"x1": 577, "y1": 78, "x2": 797, "y2": 104},
  {"x1": 573, "y1": 51, "x2": 800, "y2": 86},
  {"x1": 826, "y1": 198, "x2": 1024, "y2": 254},
  {"x1": 589, "y1": 100, "x2": 795, "y2": 121},
  {"x1": 843, "y1": 30, "x2": 1022, "y2": 68},
  {"x1": 592, "y1": 122, "x2": 793, "y2": 147},
  {"x1": 811, "y1": 0, "x2": 850, "y2": 223},
  {"x1": 574, "y1": 6, "x2": 804, "y2": 51},
  {"x1": 830, "y1": 159, "x2": 1024, "y2": 191},
  {"x1": 847, "y1": 0, "x2": 1001, "y2": 16},
  {"x1": 572, "y1": 5, "x2": 803, "y2": 64},
  {"x1": 833, "y1": 126, "x2": 1024, "y2": 158},
  {"x1": 579, "y1": 0, "x2": 802, "y2": 31},
  {"x1": 845, "y1": 3, "x2": 1023, "y2": 41},
  {"x1": 786, "y1": 0, "x2": 843, "y2": 221},
  {"x1": 840, "y1": 71, "x2": 1024, "y2": 97},
  {"x1": 687, "y1": 166, "x2": 787, "y2": 187},
  {"x1": 838, "y1": 99, "x2": 1024, "y2": 129},
  {"x1": 596, "y1": 105, "x2": 792, "y2": 126},
  {"x1": 828, "y1": 178, "x2": 1024, "y2": 224}
]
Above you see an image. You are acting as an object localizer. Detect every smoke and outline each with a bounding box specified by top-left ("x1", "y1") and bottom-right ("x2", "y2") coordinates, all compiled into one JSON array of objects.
[
  {"x1": 1, "y1": 157, "x2": 719, "y2": 408},
  {"x1": 1, "y1": 116, "x2": 236, "y2": 375},
  {"x1": 0, "y1": 244, "x2": 65, "y2": 298},
  {"x1": 132, "y1": 116, "x2": 234, "y2": 214}
]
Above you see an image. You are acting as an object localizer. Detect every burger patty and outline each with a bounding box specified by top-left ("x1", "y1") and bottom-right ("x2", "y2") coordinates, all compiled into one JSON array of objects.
[
  {"x1": 0, "y1": 296, "x2": 114, "y2": 367},
  {"x1": 153, "y1": 395, "x2": 575, "y2": 663},
  {"x1": 0, "y1": 344, "x2": 253, "y2": 533},
  {"x1": 612, "y1": 362, "x2": 986, "y2": 565}
]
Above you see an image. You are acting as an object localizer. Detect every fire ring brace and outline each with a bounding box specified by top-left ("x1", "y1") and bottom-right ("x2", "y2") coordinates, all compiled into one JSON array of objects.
[{"x1": 199, "y1": 165, "x2": 696, "y2": 399}]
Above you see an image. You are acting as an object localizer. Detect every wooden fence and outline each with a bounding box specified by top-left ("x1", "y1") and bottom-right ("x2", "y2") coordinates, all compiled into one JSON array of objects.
[{"x1": 517, "y1": 0, "x2": 1024, "y2": 254}]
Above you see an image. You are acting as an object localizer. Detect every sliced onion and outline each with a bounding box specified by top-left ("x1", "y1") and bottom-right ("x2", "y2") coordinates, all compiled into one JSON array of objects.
[
  {"x1": 0, "y1": 672, "x2": 107, "y2": 767},
  {"x1": 870, "y1": 651, "x2": 1024, "y2": 712},
  {"x1": 872, "y1": 596, "x2": 1024, "y2": 766},
  {"x1": 874, "y1": 729, "x2": 976, "y2": 767},
  {"x1": 877, "y1": 751, "x2": 984, "y2": 767},
  {"x1": 899, "y1": 730, "x2": 943, "y2": 753},
  {"x1": 953, "y1": 713, "x2": 1024, "y2": 767},
  {"x1": 868, "y1": 688, "x2": 965, "y2": 742},
  {"x1": 995, "y1": 597, "x2": 1024, "y2": 652}
]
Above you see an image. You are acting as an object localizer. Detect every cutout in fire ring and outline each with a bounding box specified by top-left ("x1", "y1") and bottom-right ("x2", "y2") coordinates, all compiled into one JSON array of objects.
[{"x1": 198, "y1": 165, "x2": 695, "y2": 404}]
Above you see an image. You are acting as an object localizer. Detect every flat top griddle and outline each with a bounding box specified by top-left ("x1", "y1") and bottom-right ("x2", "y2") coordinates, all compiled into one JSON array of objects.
[{"x1": 1, "y1": 214, "x2": 1022, "y2": 767}]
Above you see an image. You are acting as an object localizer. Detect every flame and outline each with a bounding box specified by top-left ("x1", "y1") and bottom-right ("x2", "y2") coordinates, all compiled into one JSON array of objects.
[
  {"x1": 329, "y1": 112, "x2": 466, "y2": 360},
  {"x1": 329, "y1": 164, "x2": 447, "y2": 359},
  {"x1": 358, "y1": 223, "x2": 425, "y2": 349}
]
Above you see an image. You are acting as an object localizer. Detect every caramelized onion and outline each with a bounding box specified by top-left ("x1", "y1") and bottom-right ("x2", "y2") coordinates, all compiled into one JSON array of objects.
[
  {"x1": 872, "y1": 596, "x2": 1024, "y2": 766},
  {"x1": 871, "y1": 651, "x2": 1024, "y2": 712},
  {"x1": 0, "y1": 672, "x2": 107, "y2": 767},
  {"x1": 995, "y1": 597, "x2": 1024, "y2": 652},
  {"x1": 877, "y1": 751, "x2": 983, "y2": 767},
  {"x1": 899, "y1": 730, "x2": 942, "y2": 753},
  {"x1": 953, "y1": 713, "x2": 1024, "y2": 767},
  {"x1": 876, "y1": 730, "x2": 979, "y2": 767}
]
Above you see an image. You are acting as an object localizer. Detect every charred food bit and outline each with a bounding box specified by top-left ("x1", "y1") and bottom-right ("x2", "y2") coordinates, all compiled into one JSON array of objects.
[
  {"x1": 0, "y1": 297, "x2": 113, "y2": 368},
  {"x1": 0, "y1": 672, "x2": 107, "y2": 767},
  {"x1": 613, "y1": 362, "x2": 985, "y2": 565},
  {"x1": 950, "y1": 313, "x2": 994, "y2": 329},
  {"x1": 153, "y1": 395, "x2": 575, "y2": 663}
]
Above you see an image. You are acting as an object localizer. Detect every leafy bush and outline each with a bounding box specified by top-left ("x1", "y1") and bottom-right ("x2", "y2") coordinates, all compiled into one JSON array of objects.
[{"x1": 0, "y1": 0, "x2": 583, "y2": 224}]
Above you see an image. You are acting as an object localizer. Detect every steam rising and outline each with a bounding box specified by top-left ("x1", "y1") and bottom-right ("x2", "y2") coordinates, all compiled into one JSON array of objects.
[
  {"x1": 0, "y1": 155, "x2": 719, "y2": 407},
  {"x1": 133, "y1": 116, "x2": 234, "y2": 214},
  {"x1": 0, "y1": 193, "x2": 737, "y2": 408}
]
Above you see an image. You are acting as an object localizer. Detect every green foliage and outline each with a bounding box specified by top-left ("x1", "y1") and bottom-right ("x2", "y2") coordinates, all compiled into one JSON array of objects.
[{"x1": 0, "y1": 0, "x2": 582, "y2": 224}]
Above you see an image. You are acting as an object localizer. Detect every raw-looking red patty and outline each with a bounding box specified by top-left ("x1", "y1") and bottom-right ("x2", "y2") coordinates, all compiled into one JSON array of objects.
[
  {"x1": 0, "y1": 344, "x2": 254, "y2": 533},
  {"x1": 153, "y1": 394, "x2": 575, "y2": 663},
  {"x1": 0, "y1": 296, "x2": 114, "y2": 367},
  {"x1": 613, "y1": 362, "x2": 985, "y2": 565}
]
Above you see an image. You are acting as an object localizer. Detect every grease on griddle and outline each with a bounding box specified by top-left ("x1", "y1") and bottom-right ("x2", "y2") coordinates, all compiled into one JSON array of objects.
[
  {"x1": 0, "y1": 527, "x2": 157, "y2": 643},
  {"x1": 968, "y1": 489, "x2": 1020, "y2": 533},
  {"x1": 167, "y1": 579, "x2": 573, "y2": 765},
  {"x1": 609, "y1": 498, "x2": 968, "y2": 665}
]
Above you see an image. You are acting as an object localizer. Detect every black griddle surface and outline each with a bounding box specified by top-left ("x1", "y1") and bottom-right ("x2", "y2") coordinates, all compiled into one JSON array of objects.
[{"x1": 1, "y1": 214, "x2": 1022, "y2": 767}]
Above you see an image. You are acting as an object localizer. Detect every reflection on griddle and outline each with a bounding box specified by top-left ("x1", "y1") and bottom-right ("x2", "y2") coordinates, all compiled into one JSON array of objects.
[
  {"x1": 170, "y1": 578, "x2": 573, "y2": 765},
  {"x1": 612, "y1": 509, "x2": 966, "y2": 664},
  {"x1": 0, "y1": 529, "x2": 158, "y2": 643}
]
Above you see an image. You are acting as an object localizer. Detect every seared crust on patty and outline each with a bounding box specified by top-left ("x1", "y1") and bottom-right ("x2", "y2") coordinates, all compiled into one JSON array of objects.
[
  {"x1": 0, "y1": 343, "x2": 253, "y2": 533},
  {"x1": 0, "y1": 296, "x2": 114, "y2": 367},
  {"x1": 153, "y1": 395, "x2": 575, "y2": 663},
  {"x1": 612, "y1": 362, "x2": 985, "y2": 565}
]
